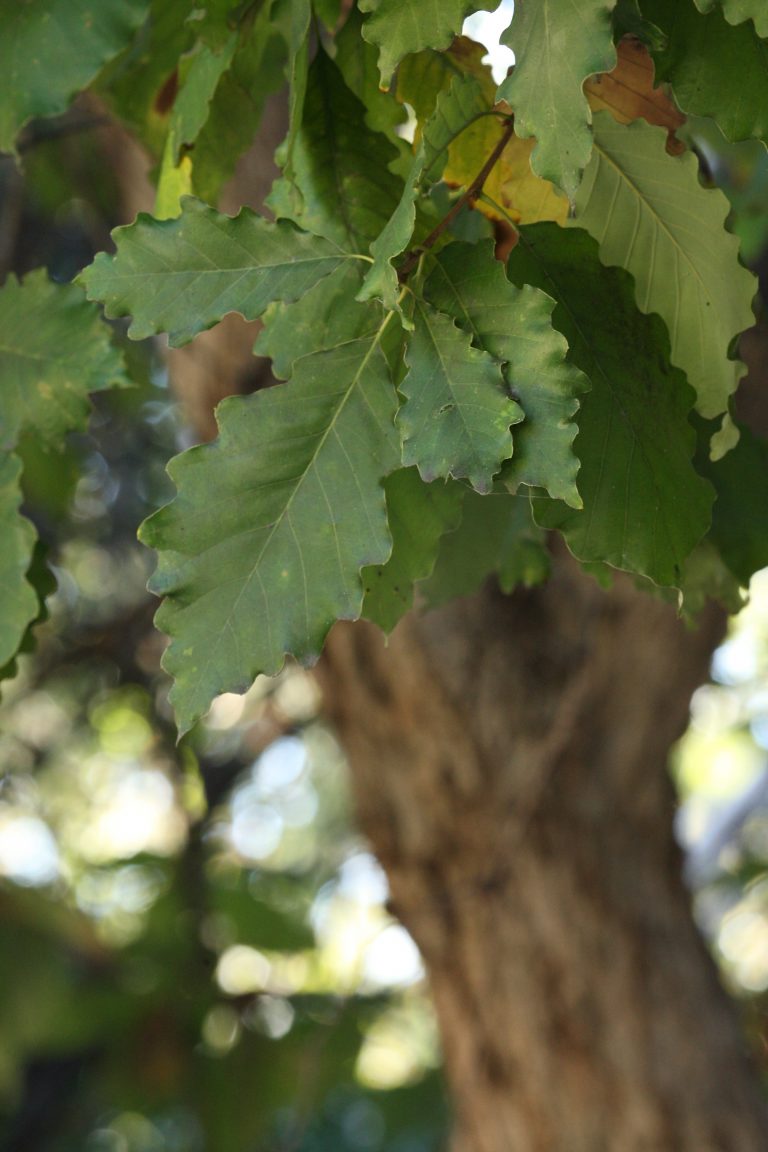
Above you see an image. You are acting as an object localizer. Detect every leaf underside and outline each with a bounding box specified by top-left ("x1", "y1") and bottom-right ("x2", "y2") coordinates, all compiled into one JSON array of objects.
[
  {"x1": 572, "y1": 114, "x2": 756, "y2": 420},
  {"x1": 498, "y1": 0, "x2": 618, "y2": 201}
]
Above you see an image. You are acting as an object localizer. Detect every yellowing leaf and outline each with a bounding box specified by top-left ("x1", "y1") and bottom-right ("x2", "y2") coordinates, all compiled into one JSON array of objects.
[
  {"x1": 396, "y1": 39, "x2": 566, "y2": 225},
  {"x1": 585, "y1": 37, "x2": 685, "y2": 143},
  {"x1": 494, "y1": 135, "x2": 570, "y2": 225}
]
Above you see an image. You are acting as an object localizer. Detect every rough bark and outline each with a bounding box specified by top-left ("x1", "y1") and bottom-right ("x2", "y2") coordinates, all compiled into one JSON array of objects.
[{"x1": 317, "y1": 547, "x2": 768, "y2": 1151}]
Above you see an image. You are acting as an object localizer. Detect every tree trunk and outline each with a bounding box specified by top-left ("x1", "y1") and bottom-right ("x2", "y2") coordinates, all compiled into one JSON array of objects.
[{"x1": 317, "y1": 546, "x2": 768, "y2": 1151}]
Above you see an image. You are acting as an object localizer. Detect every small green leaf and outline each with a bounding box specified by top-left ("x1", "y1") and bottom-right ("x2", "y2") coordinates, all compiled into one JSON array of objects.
[
  {"x1": 170, "y1": 34, "x2": 237, "y2": 162},
  {"x1": 398, "y1": 299, "x2": 521, "y2": 494},
  {"x1": 79, "y1": 198, "x2": 348, "y2": 346},
  {"x1": 362, "y1": 468, "x2": 464, "y2": 632},
  {"x1": 0, "y1": 539, "x2": 56, "y2": 685},
  {"x1": 0, "y1": 271, "x2": 128, "y2": 449},
  {"x1": 572, "y1": 114, "x2": 756, "y2": 420},
  {"x1": 357, "y1": 144, "x2": 424, "y2": 314},
  {"x1": 268, "y1": 48, "x2": 403, "y2": 251},
  {"x1": 0, "y1": 454, "x2": 39, "y2": 668},
  {"x1": 0, "y1": 0, "x2": 150, "y2": 153},
  {"x1": 396, "y1": 36, "x2": 492, "y2": 124},
  {"x1": 334, "y1": 7, "x2": 410, "y2": 172},
  {"x1": 358, "y1": 73, "x2": 496, "y2": 313},
  {"x1": 141, "y1": 316, "x2": 399, "y2": 734},
  {"x1": 273, "y1": 0, "x2": 311, "y2": 182},
  {"x1": 359, "y1": 0, "x2": 488, "y2": 85},
  {"x1": 421, "y1": 490, "x2": 550, "y2": 609},
  {"x1": 645, "y1": 0, "x2": 768, "y2": 145},
  {"x1": 509, "y1": 224, "x2": 713, "y2": 588},
  {"x1": 498, "y1": 0, "x2": 617, "y2": 202},
  {"x1": 693, "y1": 0, "x2": 768, "y2": 38},
  {"x1": 425, "y1": 240, "x2": 587, "y2": 507}
]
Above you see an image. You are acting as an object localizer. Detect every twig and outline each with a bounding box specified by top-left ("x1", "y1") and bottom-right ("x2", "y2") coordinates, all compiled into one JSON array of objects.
[{"x1": 398, "y1": 116, "x2": 516, "y2": 281}]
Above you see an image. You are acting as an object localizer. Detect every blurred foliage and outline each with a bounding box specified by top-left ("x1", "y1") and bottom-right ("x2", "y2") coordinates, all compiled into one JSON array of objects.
[
  {"x1": 1, "y1": 11, "x2": 768, "y2": 1151},
  {"x1": 0, "y1": 93, "x2": 446, "y2": 1152}
]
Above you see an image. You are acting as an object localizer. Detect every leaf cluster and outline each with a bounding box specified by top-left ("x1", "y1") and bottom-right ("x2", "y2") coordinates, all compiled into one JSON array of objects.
[{"x1": 1, "y1": 0, "x2": 767, "y2": 733}]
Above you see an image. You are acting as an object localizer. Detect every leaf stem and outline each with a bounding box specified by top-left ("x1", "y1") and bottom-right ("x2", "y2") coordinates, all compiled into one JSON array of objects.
[{"x1": 398, "y1": 117, "x2": 516, "y2": 281}]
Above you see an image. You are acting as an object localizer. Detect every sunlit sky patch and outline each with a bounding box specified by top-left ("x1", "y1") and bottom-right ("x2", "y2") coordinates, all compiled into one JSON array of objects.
[{"x1": 463, "y1": 1, "x2": 515, "y2": 82}]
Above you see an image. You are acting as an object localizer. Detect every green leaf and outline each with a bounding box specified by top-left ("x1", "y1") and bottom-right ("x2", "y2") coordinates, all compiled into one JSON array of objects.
[
  {"x1": 256, "y1": 263, "x2": 380, "y2": 379},
  {"x1": 421, "y1": 490, "x2": 550, "y2": 609},
  {"x1": 268, "y1": 48, "x2": 403, "y2": 251},
  {"x1": 398, "y1": 298, "x2": 521, "y2": 494},
  {"x1": 140, "y1": 317, "x2": 399, "y2": 735},
  {"x1": 357, "y1": 144, "x2": 423, "y2": 314},
  {"x1": 509, "y1": 224, "x2": 713, "y2": 587},
  {"x1": 358, "y1": 72, "x2": 498, "y2": 312},
  {"x1": 424, "y1": 240, "x2": 587, "y2": 507},
  {"x1": 0, "y1": 0, "x2": 150, "y2": 154},
  {"x1": 255, "y1": 263, "x2": 376, "y2": 378},
  {"x1": 361, "y1": 72, "x2": 511, "y2": 313},
  {"x1": 169, "y1": 34, "x2": 238, "y2": 163},
  {"x1": 498, "y1": 0, "x2": 617, "y2": 202},
  {"x1": 396, "y1": 36, "x2": 492, "y2": 124},
  {"x1": 361, "y1": 468, "x2": 464, "y2": 632},
  {"x1": 693, "y1": 0, "x2": 768, "y2": 38},
  {"x1": 155, "y1": 133, "x2": 193, "y2": 220},
  {"x1": 0, "y1": 271, "x2": 128, "y2": 449},
  {"x1": 191, "y1": 7, "x2": 288, "y2": 204},
  {"x1": 359, "y1": 0, "x2": 487, "y2": 85},
  {"x1": 677, "y1": 540, "x2": 745, "y2": 617},
  {"x1": 274, "y1": 0, "x2": 311, "y2": 178},
  {"x1": 0, "y1": 454, "x2": 39, "y2": 668},
  {"x1": 79, "y1": 198, "x2": 349, "y2": 347},
  {"x1": 97, "y1": 0, "x2": 195, "y2": 157},
  {"x1": 572, "y1": 114, "x2": 756, "y2": 420},
  {"x1": 0, "y1": 539, "x2": 56, "y2": 681},
  {"x1": 644, "y1": 0, "x2": 768, "y2": 145},
  {"x1": 334, "y1": 7, "x2": 410, "y2": 173},
  {"x1": 695, "y1": 420, "x2": 768, "y2": 588},
  {"x1": 612, "y1": 0, "x2": 667, "y2": 49}
]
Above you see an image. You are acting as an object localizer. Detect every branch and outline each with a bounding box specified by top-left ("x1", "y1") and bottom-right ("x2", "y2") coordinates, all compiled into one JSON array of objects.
[{"x1": 398, "y1": 116, "x2": 516, "y2": 281}]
